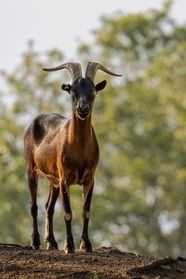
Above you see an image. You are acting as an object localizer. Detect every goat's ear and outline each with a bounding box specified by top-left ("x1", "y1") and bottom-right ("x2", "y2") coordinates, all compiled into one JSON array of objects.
[
  {"x1": 95, "y1": 80, "x2": 107, "y2": 92},
  {"x1": 61, "y1": 84, "x2": 71, "y2": 93}
]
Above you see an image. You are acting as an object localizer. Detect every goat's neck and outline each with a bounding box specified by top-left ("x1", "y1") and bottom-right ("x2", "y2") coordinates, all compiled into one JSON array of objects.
[{"x1": 69, "y1": 113, "x2": 93, "y2": 144}]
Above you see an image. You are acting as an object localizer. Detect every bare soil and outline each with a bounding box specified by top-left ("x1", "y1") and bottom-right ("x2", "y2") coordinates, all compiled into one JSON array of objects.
[{"x1": 0, "y1": 244, "x2": 186, "y2": 279}]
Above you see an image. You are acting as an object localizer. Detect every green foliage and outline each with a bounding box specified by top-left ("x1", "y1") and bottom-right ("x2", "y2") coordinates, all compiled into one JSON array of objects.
[
  {"x1": 79, "y1": 0, "x2": 186, "y2": 257},
  {"x1": 87, "y1": 271, "x2": 104, "y2": 279},
  {"x1": 1, "y1": 0, "x2": 186, "y2": 257},
  {"x1": 0, "y1": 41, "x2": 67, "y2": 245}
]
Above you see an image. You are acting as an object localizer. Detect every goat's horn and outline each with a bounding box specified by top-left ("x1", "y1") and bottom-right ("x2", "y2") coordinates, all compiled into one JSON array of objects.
[
  {"x1": 43, "y1": 62, "x2": 82, "y2": 81},
  {"x1": 85, "y1": 62, "x2": 122, "y2": 81}
]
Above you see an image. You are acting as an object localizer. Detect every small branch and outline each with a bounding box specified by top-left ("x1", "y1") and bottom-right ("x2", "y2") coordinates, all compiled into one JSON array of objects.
[{"x1": 128, "y1": 256, "x2": 176, "y2": 273}]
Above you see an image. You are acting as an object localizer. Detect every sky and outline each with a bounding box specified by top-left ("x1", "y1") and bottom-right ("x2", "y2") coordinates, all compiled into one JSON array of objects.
[{"x1": 0, "y1": 0, "x2": 186, "y2": 79}]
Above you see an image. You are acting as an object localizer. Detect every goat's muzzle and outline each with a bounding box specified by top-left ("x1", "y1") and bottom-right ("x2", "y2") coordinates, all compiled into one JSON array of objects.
[{"x1": 77, "y1": 105, "x2": 90, "y2": 120}]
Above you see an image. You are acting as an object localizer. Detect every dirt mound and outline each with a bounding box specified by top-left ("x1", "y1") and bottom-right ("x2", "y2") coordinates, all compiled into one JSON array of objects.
[{"x1": 0, "y1": 244, "x2": 185, "y2": 278}]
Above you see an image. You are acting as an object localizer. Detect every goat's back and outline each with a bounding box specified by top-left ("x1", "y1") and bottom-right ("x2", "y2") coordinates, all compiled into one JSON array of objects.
[
  {"x1": 24, "y1": 113, "x2": 67, "y2": 166},
  {"x1": 24, "y1": 113, "x2": 67, "y2": 144}
]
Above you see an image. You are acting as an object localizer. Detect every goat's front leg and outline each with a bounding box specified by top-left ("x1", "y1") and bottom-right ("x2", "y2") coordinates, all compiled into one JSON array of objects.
[
  {"x1": 27, "y1": 168, "x2": 40, "y2": 249},
  {"x1": 60, "y1": 182, "x2": 75, "y2": 254},
  {"x1": 80, "y1": 180, "x2": 94, "y2": 252},
  {"x1": 44, "y1": 183, "x2": 59, "y2": 250}
]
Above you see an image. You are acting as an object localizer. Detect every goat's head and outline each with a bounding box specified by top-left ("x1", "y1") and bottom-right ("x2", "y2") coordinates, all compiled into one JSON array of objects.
[{"x1": 43, "y1": 62, "x2": 121, "y2": 120}]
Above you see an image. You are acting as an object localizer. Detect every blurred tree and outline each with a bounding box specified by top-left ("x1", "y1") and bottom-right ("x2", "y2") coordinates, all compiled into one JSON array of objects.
[
  {"x1": 0, "y1": 41, "x2": 69, "y2": 246},
  {"x1": 0, "y1": 101, "x2": 28, "y2": 244},
  {"x1": 78, "y1": 0, "x2": 186, "y2": 257},
  {"x1": 1, "y1": 0, "x2": 186, "y2": 257}
]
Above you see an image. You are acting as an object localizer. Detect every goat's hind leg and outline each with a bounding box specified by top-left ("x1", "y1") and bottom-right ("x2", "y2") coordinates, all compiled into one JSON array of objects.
[
  {"x1": 60, "y1": 183, "x2": 75, "y2": 254},
  {"x1": 44, "y1": 183, "x2": 59, "y2": 250},
  {"x1": 27, "y1": 167, "x2": 40, "y2": 249},
  {"x1": 80, "y1": 181, "x2": 94, "y2": 252}
]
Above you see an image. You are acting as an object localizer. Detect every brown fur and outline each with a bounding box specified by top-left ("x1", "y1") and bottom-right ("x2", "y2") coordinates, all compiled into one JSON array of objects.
[
  {"x1": 24, "y1": 78, "x2": 105, "y2": 253},
  {"x1": 24, "y1": 62, "x2": 121, "y2": 253}
]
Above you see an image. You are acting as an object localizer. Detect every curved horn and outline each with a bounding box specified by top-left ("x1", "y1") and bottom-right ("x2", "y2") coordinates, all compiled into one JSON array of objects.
[
  {"x1": 85, "y1": 62, "x2": 122, "y2": 81},
  {"x1": 43, "y1": 62, "x2": 82, "y2": 81}
]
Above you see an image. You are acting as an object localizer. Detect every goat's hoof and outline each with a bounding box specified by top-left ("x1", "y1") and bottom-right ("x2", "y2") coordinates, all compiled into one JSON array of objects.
[
  {"x1": 46, "y1": 243, "x2": 58, "y2": 250},
  {"x1": 45, "y1": 237, "x2": 58, "y2": 250},
  {"x1": 79, "y1": 238, "x2": 92, "y2": 253},
  {"x1": 64, "y1": 247, "x2": 75, "y2": 254},
  {"x1": 31, "y1": 241, "x2": 41, "y2": 250},
  {"x1": 64, "y1": 239, "x2": 75, "y2": 254},
  {"x1": 32, "y1": 244, "x2": 41, "y2": 250},
  {"x1": 64, "y1": 244, "x2": 75, "y2": 254}
]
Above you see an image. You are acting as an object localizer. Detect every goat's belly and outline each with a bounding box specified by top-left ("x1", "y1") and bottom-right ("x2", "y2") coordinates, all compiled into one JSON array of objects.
[
  {"x1": 65, "y1": 169, "x2": 94, "y2": 186},
  {"x1": 34, "y1": 167, "x2": 94, "y2": 187}
]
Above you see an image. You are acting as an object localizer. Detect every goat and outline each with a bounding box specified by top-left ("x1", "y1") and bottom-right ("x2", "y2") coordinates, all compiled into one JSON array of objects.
[{"x1": 24, "y1": 62, "x2": 121, "y2": 253}]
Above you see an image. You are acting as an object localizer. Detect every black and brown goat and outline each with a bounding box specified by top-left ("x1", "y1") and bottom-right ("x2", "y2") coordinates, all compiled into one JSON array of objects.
[{"x1": 24, "y1": 62, "x2": 121, "y2": 253}]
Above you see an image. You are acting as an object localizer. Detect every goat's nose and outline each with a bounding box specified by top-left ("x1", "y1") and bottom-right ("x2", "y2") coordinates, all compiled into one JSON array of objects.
[{"x1": 80, "y1": 103, "x2": 88, "y2": 110}]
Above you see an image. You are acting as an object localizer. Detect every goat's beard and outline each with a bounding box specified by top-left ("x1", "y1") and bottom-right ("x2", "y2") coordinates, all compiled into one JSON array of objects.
[
  {"x1": 77, "y1": 114, "x2": 89, "y2": 121},
  {"x1": 76, "y1": 111, "x2": 90, "y2": 121}
]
